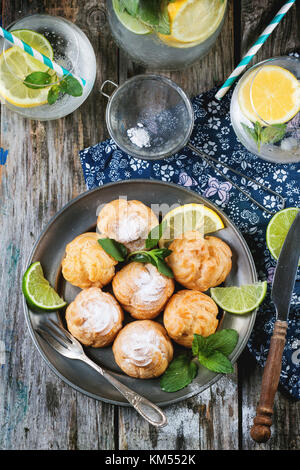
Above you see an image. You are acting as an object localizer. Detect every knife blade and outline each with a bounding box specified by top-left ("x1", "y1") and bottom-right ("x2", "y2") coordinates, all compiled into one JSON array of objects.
[
  {"x1": 251, "y1": 210, "x2": 300, "y2": 443},
  {"x1": 271, "y1": 210, "x2": 300, "y2": 321}
]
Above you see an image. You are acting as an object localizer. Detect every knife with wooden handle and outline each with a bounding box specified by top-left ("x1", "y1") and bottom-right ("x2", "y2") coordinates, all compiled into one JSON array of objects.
[{"x1": 250, "y1": 211, "x2": 300, "y2": 443}]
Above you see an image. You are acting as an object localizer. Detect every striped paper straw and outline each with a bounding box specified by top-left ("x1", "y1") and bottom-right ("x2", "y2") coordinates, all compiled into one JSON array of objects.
[
  {"x1": 0, "y1": 26, "x2": 86, "y2": 87},
  {"x1": 215, "y1": 0, "x2": 295, "y2": 100}
]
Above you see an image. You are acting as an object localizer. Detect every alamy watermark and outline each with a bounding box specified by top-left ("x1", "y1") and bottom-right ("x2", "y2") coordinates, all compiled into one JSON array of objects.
[{"x1": 96, "y1": 195, "x2": 205, "y2": 240}]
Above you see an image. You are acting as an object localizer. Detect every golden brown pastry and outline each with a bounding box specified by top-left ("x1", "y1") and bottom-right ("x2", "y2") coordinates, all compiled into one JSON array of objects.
[
  {"x1": 112, "y1": 320, "x2": 173, "y2": 379},
  {"x1": 97, "y1": 199, "x2": 159, "y2": 252},
  {"x1": 112, "y1": 262, "x2": 175, "y2": 320},
  {"x1": 66, "y1": 287, "x2": 123, "y2": 348},
  {"x1": 166, "y1": 230, "x2": 232, "y2": 291},
  {"x1": 61, "y1": 232, "x2": 117, "y2": 289},
  {"x1": 163, "y1": 290, "x2": 219, "y2": 348}
]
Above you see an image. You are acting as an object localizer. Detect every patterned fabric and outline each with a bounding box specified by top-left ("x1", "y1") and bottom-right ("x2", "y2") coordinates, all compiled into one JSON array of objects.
[{"x1": 79, "y1": 85, "x2": 300, "y2": 399}]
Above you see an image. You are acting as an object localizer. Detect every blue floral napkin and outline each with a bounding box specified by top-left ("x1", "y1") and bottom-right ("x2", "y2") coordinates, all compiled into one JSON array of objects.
[{"x1": 79, "y1": 85, "x2": 300, "y2": 399}]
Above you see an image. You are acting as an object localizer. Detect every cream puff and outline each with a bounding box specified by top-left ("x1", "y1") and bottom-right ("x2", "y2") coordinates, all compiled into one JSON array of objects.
[
  {"x1": 112, "y1": 320, "x2": 173, "y2": 379},
  {"x1": 112, "y1": 262, "x2": 175, "y2": 320},
  {"x1": 97, "y1": 199, "x2": 158, "y2": 252},
  {"x1": 61, "y1": 232, "x2": 117, "y2": 289},
  {"x1": 66, "y1": 287, "x2": 123, "y2": 348},
  {"x1": 163, "y1": 290, "x2": 219, "y2": 348},
  {"x1": 166, "y1": 230, "x2": 232, "y2": 291}
]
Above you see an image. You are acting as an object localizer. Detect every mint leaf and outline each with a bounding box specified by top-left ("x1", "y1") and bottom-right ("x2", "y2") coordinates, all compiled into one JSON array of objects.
[
  {"x1": 198, "y1": 351, "x2": 234, "y2": 374},
  {"x1": 128, "y1": 251, "x2": 152, "y2": 264},
  {"x1": 24, "y1": 71, "x2": 52, "y2": 89},
  {"x1": 120, "y1": 0, "x2": 139, "y2": 16},
  {"x1": 98, "y1": 238, "x2": 127, "y2": 261},
  {"x1": 241, "y1": 122, "x2": 258, "y2": 144},
  {"x1": 155, "y1": 257, "x2": 174, "y2": 278},
  {"x1": 160, "y1": 355, "x2": 198, "y2": 392},
  {"x1": 260, "y1": 124, "x2": 287, "y2": 146},
  {"x1": 47, "y1": 85, "x2": 60, "y2": 105},
  {"x1": 60, "y1": 75, "x2": 83, "y2": 97},
  {"x1": 138, "y1": 0, "x2": 160, "y2": 27},
  {"x1": 157, "y1": 1, "x2": 171, "y2": 35},
  {"x1": 192, "y1": 334, "x2": 214, "y2": 357},
  {"x1": 146, "y1": 220, "x2": 167, "y2": 250},
  {"x1": 205, "y1": 329, "x2": 239, "y2": 357}
]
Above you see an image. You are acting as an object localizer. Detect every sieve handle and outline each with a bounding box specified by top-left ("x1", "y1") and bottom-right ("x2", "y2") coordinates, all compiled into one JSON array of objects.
[{"x1": 100, "y1": 80, "x2": 119, "y2": 99}]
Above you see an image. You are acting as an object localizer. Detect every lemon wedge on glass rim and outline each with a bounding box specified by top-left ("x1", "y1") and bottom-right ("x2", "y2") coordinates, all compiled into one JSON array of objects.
[
  {"x1": 158, "y1": 203, "x2": 225, "y2": 248},
  {"x1": 238, "y1": 65, "x2": 300, "y2": 125},
  {"x1": 159, "y1": 0, "x2": 227, "y2": 47},
  {"x1": 0, "y1": 29, "x2": 55, "y2": 108}
]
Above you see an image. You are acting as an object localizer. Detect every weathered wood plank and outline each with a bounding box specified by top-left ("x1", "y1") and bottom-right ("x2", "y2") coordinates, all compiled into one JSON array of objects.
[
  {"x1": 119, "y1": 372, "x2": 239, "y2": 450},
  {"x1": 0, "y1": 0, "x2": 117, "y2": 450}
]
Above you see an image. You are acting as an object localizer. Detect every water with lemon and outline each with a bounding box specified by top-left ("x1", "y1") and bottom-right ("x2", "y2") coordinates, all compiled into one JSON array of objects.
[
  {"x1": 107, "y1": 0, "x2": 227, "y2": 70},
  {"x1": 230, "y1": 56, "x2": 300, "y2": 163},
  {"x1": 0, "y1": 14, "x2": 96, "y2": 120}
]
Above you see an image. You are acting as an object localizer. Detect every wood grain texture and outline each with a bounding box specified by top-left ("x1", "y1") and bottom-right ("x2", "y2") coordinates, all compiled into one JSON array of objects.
[{"x1": 0, "y1": 0, "x2": 299, "y2": 450}]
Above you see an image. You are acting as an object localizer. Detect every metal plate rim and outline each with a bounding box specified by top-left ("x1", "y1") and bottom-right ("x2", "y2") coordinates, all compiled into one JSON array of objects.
[{"x1": 23, "y1": 179, "x2": 258, "y2": 407}]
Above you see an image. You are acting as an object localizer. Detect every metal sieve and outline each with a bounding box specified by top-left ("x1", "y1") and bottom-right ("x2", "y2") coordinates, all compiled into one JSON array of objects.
[
  {"x1": 100, "y1": 74, "x2": 194, "y2": 160},
  {"x1": 101, "y1": 74, "x2": 285, "y2": 215}
]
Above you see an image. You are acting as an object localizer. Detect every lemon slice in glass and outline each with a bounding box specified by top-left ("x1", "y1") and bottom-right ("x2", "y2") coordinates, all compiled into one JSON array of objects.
[
  {"x1": 238, "y1": 65, "x2": 300, "y2": 125},
  {"x1": 0, "y1": 29, "x2": 55, "y2": 107},
  {"x1": 166, "y1": 0, "x2": 227, "y2": 45},
  {"x1": 158, "y1": 203, "x2": 225, "y2": 248}
]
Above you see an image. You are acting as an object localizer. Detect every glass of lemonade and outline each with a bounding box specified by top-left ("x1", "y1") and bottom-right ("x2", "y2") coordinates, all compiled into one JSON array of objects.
[
  {"x1": 230, "y1": 56, "x2": 300, "y2": 163},
  {"x1": 0, "y1": 14, "x2": 96, "y2": 120},
  {"x1": 107, "y1": 0, "x2": 227, "y2": 70}
]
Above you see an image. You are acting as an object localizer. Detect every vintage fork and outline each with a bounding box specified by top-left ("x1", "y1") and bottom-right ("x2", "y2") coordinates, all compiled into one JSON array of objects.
[{"x1": 36, "y1": 319, "x2": 167, "y2": 427}]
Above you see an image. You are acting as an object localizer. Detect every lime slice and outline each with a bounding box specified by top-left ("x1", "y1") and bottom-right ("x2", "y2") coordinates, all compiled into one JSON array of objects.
[
  {"x1": 112, "y1": 0, "x2": 151, "y2": 34},
  {"x1": 0, "y1": 29, "x2": 55, "y2": 107},
  {"x1": 210, "y1": 282, "x2": 267, "y2": 314},
  {"x1": 266, "y1": 207, "x2": 300, "y2": 264},
  {"x1": 159, "y1": 203, "x2": 225, "y2": 248},
  {"x1": 22, "y1": 262, "x2": 67, "y2": 311},
  {"x1": 12, "y1": 29, "x2": 54, "y2": 60}
]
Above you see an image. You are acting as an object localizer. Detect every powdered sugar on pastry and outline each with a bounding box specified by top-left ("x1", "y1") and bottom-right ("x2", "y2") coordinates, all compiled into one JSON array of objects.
[
  {"x1": 115, "y1": 213, "x2": 148, "y2": 244},
  {"x1": 122, "y1": 330, "x2": 166, "y2": 367},
  {"x1": 77, "y1": 291, "x2": 119, "y2": 335},
  {"x1": 134, "y1": 264, "x2": 167, "y2": 303}
]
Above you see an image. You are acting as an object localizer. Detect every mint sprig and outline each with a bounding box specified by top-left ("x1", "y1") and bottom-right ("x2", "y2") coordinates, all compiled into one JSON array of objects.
[
  {"x1": 97, "y1": 232, "x2": 174, "y2": 277},
  {"x1": 241, "y1": 121, "x2": 286, "y2": 151},
  {"x1": 160, "y1": 329, "x2": 239, "y2": 392},
  {"x1": 24, "y1": 71, "x2": 83, "y2": 105},
  {"x1": 128, "y1": 247, "x2": 174, "y2": 277}
]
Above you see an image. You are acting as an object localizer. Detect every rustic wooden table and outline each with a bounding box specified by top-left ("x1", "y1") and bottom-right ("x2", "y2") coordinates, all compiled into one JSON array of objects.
[{"x1": 0, "y1": 0, "x2": 299, "y2": 451}]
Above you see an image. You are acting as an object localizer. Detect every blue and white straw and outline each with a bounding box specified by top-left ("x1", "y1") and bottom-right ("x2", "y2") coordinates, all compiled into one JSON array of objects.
[
  {"x1": 215, "y1": 0, "x2": 296, "y2": 100},
  {"x1": 0, "y1": 25, "x2": 86, "y2": 87}
]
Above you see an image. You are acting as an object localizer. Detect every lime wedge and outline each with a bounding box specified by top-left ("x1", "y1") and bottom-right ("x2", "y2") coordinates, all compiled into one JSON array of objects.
[
  {"x1": 113, "y1": 0, "x2": 151, "y2": 34},
  {"x1": 0, "y1": 29, "x2": 55, "y2": 107},
  {"x1": 159, "y1": 203, "x2": 224, "y2": 248},
  {"x1": 210, "y1": 282, "x2": 267, "y2": 314},
  {"x1": 22, "y1": 262, "x2": 67, "y2": 311},
  {"x1": 266, "y1": 207, "x2": 300, "y2": 264}
]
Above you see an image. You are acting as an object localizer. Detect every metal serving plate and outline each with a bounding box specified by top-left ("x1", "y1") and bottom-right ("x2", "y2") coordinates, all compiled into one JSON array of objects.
[{"x1": 23, "y1": 180, "x2": 257, "y2": 407}]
